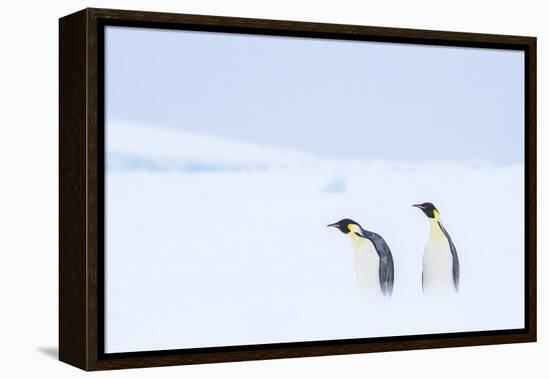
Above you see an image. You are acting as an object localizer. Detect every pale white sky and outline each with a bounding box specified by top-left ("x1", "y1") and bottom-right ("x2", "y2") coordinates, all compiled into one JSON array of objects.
[{"x1": 105, "y1": 26, "x2": 524, "y2": 165}]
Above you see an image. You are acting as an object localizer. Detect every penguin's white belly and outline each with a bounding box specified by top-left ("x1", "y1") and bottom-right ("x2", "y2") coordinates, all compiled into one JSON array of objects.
[
  {"x1": 351, "y1": 238, "x2": 381, "y2": 294},
  {"x1": 423, "y1": 236, "x2": 453, "y2": 292}
]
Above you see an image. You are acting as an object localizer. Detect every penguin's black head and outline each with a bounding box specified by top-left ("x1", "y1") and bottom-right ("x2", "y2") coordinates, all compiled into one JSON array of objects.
[
  {"x1": 413, "y1": 202, "x2": 439, "y2": 219},
  {"x1": 327, "y1": 218, "x2": 360, "y2": 234}
]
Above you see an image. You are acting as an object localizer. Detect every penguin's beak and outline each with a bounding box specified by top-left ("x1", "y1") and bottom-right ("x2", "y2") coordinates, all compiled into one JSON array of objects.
[
  {"x1": 327, "y1": 222, "x2": 338, "y2": 228},
  {"x1": 412, "y1": 204, "x2": 423, "y2": 209}
]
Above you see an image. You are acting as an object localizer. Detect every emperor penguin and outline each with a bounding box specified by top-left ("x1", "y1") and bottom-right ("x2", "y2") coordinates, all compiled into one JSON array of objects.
[
  {"x1": 413, "y1": 202, "x2": 460, "y2": 293},
  {"x1": 327, "y1": 219, "x2": 394, "y2": 297}
]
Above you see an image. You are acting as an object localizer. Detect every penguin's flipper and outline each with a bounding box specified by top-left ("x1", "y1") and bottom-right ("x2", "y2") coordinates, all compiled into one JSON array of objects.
[
  {"x1": 381, "y1": 253, "x2": 394, "y2": 297},
  {"x1": 354, "y1": 231, "x2": 394, "y2": 297},
  {"x1": 438, "y1": 221, "x2": 460, "y2": 292},
  {"x1": 371, "y1": 234, "x2": 394, "y2": 297}
]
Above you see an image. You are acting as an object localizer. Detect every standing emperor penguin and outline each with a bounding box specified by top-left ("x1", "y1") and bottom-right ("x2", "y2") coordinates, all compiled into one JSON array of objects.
[
  {"x1": 413, "y1": 203, "x2": 460, "y2": 293},
  {"x1": 327, "y1": 219, "x2": 394, "y2": 297}
]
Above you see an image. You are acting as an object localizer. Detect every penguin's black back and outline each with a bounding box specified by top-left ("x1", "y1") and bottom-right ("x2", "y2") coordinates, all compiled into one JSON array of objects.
[
  {"x1": 437, "y1": 221, "x2": 460, "y2": 292},
  {"x1": 360, "y1": 228, "x2": 394, "y2": 297}
]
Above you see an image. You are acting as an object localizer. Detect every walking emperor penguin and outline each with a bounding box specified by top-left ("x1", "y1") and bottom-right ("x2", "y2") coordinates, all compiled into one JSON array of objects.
[{"x1": 327, "y1": 219, "x2": 394, "y2": 297}]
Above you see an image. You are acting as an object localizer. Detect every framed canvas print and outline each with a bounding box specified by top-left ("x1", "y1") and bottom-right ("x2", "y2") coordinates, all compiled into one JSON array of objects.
[{"x1": 59, "y1": 8, "x2": 536, "y2": 371}]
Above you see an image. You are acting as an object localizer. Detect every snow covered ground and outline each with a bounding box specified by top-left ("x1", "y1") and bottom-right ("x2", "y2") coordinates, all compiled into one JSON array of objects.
[{"x1": 105, "y1": 123, "x2": 525, "y2": 353}]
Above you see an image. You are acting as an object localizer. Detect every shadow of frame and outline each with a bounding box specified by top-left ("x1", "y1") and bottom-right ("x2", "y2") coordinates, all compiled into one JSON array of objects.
[{"x1": 37, "y1": 347, "x2": 58, "y2": 359}]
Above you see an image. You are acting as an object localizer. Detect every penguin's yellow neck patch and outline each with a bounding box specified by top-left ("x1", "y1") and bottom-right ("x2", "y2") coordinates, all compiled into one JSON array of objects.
[
  {"x1": 347, "y1": 224, "x2": 365, "y2": 249},
  {"x1": 429, "y1": 211, "x2": 445, "y2": 239},
  {"x1": 348, "y1": 224, "x2": 361, "y2": 233}
]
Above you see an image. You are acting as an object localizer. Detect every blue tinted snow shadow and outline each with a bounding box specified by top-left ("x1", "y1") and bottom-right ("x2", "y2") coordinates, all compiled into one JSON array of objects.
[
  {"x1": 107, "y1": 152, "x2": 269, "y2": 173},
  {"x1": 323, "y1": 173, "x2": 348, "y2": 194}
]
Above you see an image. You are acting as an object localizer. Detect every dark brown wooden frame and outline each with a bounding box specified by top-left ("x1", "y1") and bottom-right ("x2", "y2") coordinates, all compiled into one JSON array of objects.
[{"x1": 59, "y1": 7, "x2": 537, "y2": 371}]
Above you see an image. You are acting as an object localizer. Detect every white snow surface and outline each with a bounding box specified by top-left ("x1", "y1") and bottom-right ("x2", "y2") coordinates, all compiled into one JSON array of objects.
[{"x1": 105, "y1": 123, "x2": 525, "y2": 353}]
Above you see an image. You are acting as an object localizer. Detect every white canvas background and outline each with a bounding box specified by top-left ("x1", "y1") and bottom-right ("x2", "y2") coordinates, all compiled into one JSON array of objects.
[{"x1": 1, "y1": 1, "x2": 548, "y2": 379}]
